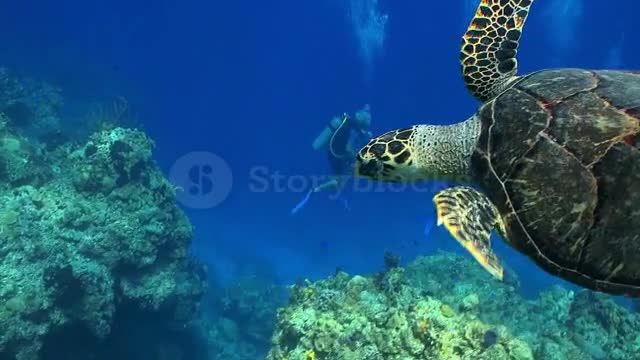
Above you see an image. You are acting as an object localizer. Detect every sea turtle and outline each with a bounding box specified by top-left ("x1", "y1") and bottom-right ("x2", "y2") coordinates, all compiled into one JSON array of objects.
[{"x1": 355, "y1": 0, "x2": 640, "y2": 297}]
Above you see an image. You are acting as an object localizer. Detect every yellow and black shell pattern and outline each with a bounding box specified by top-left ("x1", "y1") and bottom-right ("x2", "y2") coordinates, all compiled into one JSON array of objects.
[{"x1": 471, "y1": 68, "x2": 640, "y2": 297}]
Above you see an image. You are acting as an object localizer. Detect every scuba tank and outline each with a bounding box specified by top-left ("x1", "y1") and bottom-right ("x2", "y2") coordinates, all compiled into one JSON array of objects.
[{"x1": 311, "y1": 113, "x2": 350, "y2": 151}]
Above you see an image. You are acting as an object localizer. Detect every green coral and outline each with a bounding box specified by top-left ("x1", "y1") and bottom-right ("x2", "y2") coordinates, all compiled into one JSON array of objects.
[
  {"x1": 405, "y1": 252, "x2": 640, "y2": 360},
  {"x1": 0, "y1": 120, "x2": 51, "y2": 186},
  {"x1": 0, "y1": 67, "x2": 62, "y2": 136},
  {"x1": 0, "y1": 124, "x2": 207, "y2": 359},
  {"x1": 70, "y1": 127, "x2": 155, "y2": 193},
  {"x1": 0, "y1": 70, "x2": 207, "y2": 359},
  {"x1": 197, "y1": 272, "x2": 287, "y2": 360},
  {"x1": 267, "y1": 268, "x2": 532, "y2": 360},
  {"x1": 267, "y1": 252, "x2": 640, "y2": 360}
]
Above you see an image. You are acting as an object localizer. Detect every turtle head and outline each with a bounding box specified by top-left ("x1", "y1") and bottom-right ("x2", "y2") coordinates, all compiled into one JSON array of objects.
[
  {"x1": 356, "y1": 122, "x2": 477, "y2": 184},
  {"x1": 355, "y1": 127, "x2": 425, "y2": 183}
]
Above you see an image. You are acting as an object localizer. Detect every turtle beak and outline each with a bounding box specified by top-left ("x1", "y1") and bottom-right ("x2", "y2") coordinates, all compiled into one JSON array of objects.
[{"x1": 356, "y1": 156, "x2": 384, "y2": 179}]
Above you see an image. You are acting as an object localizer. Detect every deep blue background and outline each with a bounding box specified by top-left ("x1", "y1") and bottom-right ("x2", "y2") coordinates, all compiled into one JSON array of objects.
[{"x1": 2, "y1": 0, "x2": 638, "y2": 298}]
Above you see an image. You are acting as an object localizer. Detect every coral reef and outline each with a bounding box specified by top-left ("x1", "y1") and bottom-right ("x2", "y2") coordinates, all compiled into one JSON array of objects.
[
  {"x1": 0, "y1": 69, "x2": 208, "y2": 360},
  {"x1": 267, "y1": 264, "x2": 533, "y2": 360},
  {"x1": 199, "y1": 271, "x2": 288, "y2": 360},
  {"x1": 268, "y1": 252, "x2": 640, "y2": 360},
  {"x1": 0, "y1": 67, "x2": 63, "y2": 142},
  {"x1": 405, "y1": 253, "x2": 640, "y2": 359}
]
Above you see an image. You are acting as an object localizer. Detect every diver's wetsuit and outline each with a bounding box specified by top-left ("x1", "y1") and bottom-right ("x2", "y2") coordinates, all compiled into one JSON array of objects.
[
  {"x1": 291, "y1": 113, "x2": 369, "y2": 214},
  {"x1": 326, "y1": 118, "x2": 356, "y2": 177}
]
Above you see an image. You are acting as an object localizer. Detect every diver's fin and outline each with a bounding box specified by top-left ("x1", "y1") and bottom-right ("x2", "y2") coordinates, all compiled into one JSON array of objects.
[
  {"x1": 433, "y1": 186, "x2": 504, "y2": 280},
  {"x1": 291, "y1": 190, "x2": 314, "y2": 215}
]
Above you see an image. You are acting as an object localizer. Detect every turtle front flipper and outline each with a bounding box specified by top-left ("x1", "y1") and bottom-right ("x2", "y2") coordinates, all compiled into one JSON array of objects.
[
  {"x1": 433, "y1": 186, "x2": 505, "y2": 280},
  {"x1": 461, "y1": 0, "x2": 534, "y2": 102}
]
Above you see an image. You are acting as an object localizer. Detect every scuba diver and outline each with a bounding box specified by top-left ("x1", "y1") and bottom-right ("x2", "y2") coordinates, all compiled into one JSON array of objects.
[{"x1": 291, "y1": 104, "x2": 372, "y2": 215}]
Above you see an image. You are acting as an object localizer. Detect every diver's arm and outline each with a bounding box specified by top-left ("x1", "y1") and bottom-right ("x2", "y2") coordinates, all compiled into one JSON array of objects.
[
  {"x1": 354, "y1": 126, "x2": 372, "y2": 143},
  {"x1": 344, "y1": 129, "x2": 371, "y2": 157}
]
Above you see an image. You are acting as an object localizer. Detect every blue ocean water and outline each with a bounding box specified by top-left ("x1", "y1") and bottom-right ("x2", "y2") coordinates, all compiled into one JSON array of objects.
[{"x1": 2, "y1": 0, "x2": 640, "y2": 358}]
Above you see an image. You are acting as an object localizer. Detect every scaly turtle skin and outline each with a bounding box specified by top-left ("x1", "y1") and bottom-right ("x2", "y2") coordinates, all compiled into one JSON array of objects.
[
  {"x1": 475, "y1": 68, "x2": 640, "y2": 295},
  {"x1": 355, "y1": 0, "x2": 640, "y2": 297}
]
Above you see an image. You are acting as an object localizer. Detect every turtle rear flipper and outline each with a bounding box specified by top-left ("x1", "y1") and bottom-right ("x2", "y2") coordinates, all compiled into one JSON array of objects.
[
  {"x1": 434, "y1": 186, "x2": 505, "y2": 280},
  {"x1": 461, "y1": 0, "x2": 533, "y2": 102}
]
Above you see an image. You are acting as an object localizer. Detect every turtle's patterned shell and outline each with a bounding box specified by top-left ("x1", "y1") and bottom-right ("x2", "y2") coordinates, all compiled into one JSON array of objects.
[{"x1": 472, "y1": 69, "x2": 640, "y2": 296}]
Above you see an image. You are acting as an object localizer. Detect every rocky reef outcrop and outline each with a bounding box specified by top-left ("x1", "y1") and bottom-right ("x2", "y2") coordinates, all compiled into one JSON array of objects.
[{"x1": 0, "y1": 68, "x2": 208, "y2": 360}]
